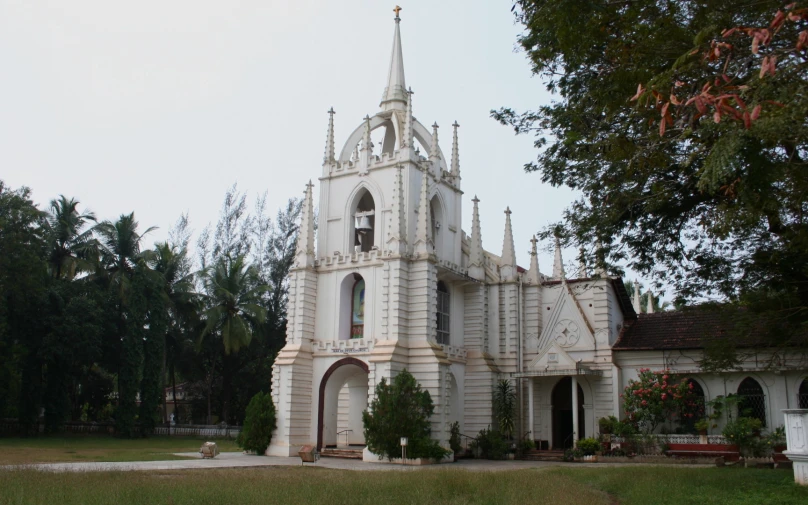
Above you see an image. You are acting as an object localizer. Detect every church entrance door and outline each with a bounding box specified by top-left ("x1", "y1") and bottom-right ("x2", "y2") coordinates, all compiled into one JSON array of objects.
[
  {"x1": 317, "y1": 357, "x2": 370, "y2": 450},
  {"x1": 551, "y1": 377, "x2": 584, "y2": 449}
]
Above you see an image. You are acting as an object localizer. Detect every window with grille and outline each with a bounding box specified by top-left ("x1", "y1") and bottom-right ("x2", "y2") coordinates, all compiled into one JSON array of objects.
[
  {"x1": 436, "y1": 281, "x2": 450, "y2": 345},
  {"x1": 799, "y1": 379, "x2": 808, "y2": 409},
  {"x1": 680, "y1": 378, "x2": 705, "y2": 432},
  {"x1": 351, "y1": 277, "x2": 365, "y2": 339},
  {"x1": 737, "y1": 377, "x2": 766, "y2": 426}
]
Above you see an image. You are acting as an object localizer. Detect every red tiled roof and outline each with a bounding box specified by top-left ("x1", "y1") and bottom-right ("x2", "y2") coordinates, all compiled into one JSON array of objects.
[{"x1": 613, "y1": 309, "x2": 763, "y2": 350}]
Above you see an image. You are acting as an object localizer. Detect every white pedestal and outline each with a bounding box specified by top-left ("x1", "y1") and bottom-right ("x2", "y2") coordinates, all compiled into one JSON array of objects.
[{"x1": 783, "y1": 409, "x2": 808, "y2": 486}]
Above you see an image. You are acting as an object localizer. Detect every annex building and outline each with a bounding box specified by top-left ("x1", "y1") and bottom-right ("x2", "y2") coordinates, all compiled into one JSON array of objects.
[{"x1": 267, "y1": 10, "x2": 808, "y2": 459}]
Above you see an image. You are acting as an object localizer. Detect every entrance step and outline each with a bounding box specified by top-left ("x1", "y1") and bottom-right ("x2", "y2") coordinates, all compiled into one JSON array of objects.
[
  {"x1": 523, "y1": 450, "x2": 565, "y2": 462},
  {"x1": 320, "y1": 447, "x2": 364, "y2": 460}
]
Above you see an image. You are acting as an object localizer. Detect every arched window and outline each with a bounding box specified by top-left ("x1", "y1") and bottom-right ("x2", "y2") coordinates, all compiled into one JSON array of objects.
[
  {"x1": 351, "y1": 277, "x2": 365, "y2": 339},
  {"x1": 680, "y1": 378, "x2": 705, "y2": 432},
  {"x1": 737, "y1": 377, "x2": 766, "y2": 426},
  {"x1": 352, "y1": 191, "x2": 375, "y2": 253},
  {"x1": 436, "y1": 281, "x2": 450, "y2": 345},
  {"x1": 799, "y1": 379, "x2": 808, "y2": 408}
]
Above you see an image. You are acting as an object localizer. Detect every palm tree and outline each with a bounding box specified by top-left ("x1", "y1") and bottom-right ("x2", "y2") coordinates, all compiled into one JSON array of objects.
[
  {"x1": 200, "y1": 255, "x2": 267, "y2": 423},
  {"x1": 42, "y1": 196, "x2": 97, "y2": 279},
  {"x1": 151, "y1": 242, "x2": 199, "y2": 421},
  {"x1": 94, "y1": 212, "x2": 157, "y2": 302}
]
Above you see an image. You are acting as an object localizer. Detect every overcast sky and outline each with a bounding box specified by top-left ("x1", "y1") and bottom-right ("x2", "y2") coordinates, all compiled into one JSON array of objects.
[{"x1": 1, "y1": 1, "x2": 652, "y2": 288}]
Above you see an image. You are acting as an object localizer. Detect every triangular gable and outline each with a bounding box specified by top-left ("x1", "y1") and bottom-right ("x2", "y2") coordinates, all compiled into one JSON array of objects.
[
  {"x1": 536, "y1": 282, "x2": 596, "y2": 351},
  {"x1": 528, "y1": 341, "x2": 577, "y2": 371}
]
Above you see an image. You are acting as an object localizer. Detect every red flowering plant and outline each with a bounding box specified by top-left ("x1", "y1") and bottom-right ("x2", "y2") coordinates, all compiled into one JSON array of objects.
[{"x1": 622, "y1": 369, "x2": 704, "y2": 434}]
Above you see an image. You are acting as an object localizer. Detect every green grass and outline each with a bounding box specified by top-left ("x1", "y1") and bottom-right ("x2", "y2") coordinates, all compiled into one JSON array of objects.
[
  {"x1": 557, "y1": 466, "x2": 808, "y2": 505},
  {"x1": 0, "y1": 466, "x2": 805, "y2": 505},
  {"x1": 0, "y1": 435, "x2": 240, "y2": 464}
]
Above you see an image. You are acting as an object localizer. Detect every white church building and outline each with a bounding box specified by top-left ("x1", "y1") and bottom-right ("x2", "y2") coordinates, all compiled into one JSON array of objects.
[{"x1": 267, "y1": 10, "x2": 808, "y2": 460}]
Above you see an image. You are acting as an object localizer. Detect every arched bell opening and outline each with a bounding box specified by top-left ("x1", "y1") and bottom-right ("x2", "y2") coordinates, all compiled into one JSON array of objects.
[
  {"x1": 318, "y1": 357, "x2": 370, "y2": 450},
  {"x1": 350, "y1": 189, "x2": 376, "y2": 253}
]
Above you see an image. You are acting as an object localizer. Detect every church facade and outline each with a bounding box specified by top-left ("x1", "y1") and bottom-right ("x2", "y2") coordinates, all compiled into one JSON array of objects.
[{"x1": 267, "y1": 12, "x2": 808, "y2": 459}]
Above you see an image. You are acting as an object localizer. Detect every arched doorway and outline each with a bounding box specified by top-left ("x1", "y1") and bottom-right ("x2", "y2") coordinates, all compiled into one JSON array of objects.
[
  {"x1": 552, "y1": 377, "x2": 584, "y2": 449},
  {"x1": 318, "y1": 357, "x2": 370, "y2": 449}
]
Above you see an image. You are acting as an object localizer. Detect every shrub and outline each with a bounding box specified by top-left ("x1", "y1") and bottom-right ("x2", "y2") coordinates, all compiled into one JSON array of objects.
[
  {"x1": 471, "y1": 427, "x2": 510, "y2": 460},
  {"x1": 577, "y1": 437, "x2": 601, "y2": 456},
  {"x1": 362, "y1": 370, "x2": 450, "y2": 461},
  {"x1": 236, "y1": 391, "x2": 276, "y2": 454},
  {"x1": 449, "y1": 421, "x2": 462, "y2": 455},
  {"x1": 598, "y1": 415, "x2": 619, "y2": 434},
  {"x1": 622, "y1": 369, "x2": 703, "y2": 433},
  {"x1": 723, "y1": 417, "x2": 763, "y2": 457},
  {"x1": 493, "y1": 380, "x2": 516, "y2": 439}
]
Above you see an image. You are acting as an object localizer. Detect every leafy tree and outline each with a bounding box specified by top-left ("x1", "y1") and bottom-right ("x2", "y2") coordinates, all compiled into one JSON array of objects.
[
  {"x1": 236, "y1": 391, "x2": 276, "y2": 454},
  {"x1": 494, "y1": 1, "x2": 808, "y2": 350},
  {"x1": 362, "y1": 370, "x2": 450, "y2": 461}
]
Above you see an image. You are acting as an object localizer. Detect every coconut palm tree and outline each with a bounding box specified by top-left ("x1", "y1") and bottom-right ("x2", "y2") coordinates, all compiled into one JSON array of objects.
[
  {"x1": 94, "y1": 212, "x2": 157, "y2": 302},
  {"x1": 200, "y1": 254, "x2": 267, "y2": 423},
  {"x1": 42, "y1": 196, "x2": 97, "y2": 280}
]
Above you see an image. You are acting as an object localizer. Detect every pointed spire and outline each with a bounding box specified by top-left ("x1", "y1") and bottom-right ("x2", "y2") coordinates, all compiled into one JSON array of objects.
[
  {"x1": 380, "y1": 8, "x2": 407, "y2": 111},
  {"x1": 576, "y1": 247, "x2": 587, "y2": 278},
  {"x1": 450, "y1": 121, "x2": 460, "y2": 179},
  {"x1": 323, "y1": 107, "x2": 336, "y2": 165},
  {"x1": 632, "y1": 279, "x2": 641, "y2": 313},
  {"x1": 501, "y1": 207, "x2": 517, "y2": 281},
  {"x1": 594, "y1": 240, "x2": 607, "y2": 276},
  {"x1": 430, "y1": 122, "x2": 440, "y2": 160},
  {"x1": 360, "y1": 115, "x2": 372, "y2": 152},
  {"x1": 468, "y1": 195, "x2": 485, "y2": 280},
  {"x1": 294, "y1": 181, "x2": 316, "y2": 268},
  {"x1": 386, "y1": 164, "x2": 407, "y2": 254},
  {"x1": 552, "y1": 236, "x2": 565, "y2": 279},
  {"x1": 646, "y1": 290, "x2": 655, "y2": 314},
  {"x1": 414, "y1": 169, "x2": 433, "y2": 256},
  {"x1": 402, "y1": 87, "x2": 414, "y2": 148},
  {"x1": 526, "y1": 235, "x2": 541, "y2": 284}
]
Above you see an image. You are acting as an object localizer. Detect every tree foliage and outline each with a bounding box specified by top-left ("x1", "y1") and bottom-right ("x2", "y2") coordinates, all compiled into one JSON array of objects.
[
  {"x1": 495, "y1": 1, "x2": 808, "y2": 348},
  {"x1": 236, "y1": 391, "x2": 277, "y2": 454},
  {"x1": 362, "y1": 370, "x2": 450, "y2": 461}
]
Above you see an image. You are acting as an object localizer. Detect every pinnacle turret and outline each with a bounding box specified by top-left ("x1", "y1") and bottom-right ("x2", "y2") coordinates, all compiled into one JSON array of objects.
[
  {"x1": 430, "y1": 122, "x2": 440, "y2": 159},
  {"x1": 646, "y1": 290, "x2": 655, "y2": 314},
  {"x1": 632, "y1": 279, "x2": 641, "y2": 313},
  {"x1": 576, "y1": 248, "x2": 587, "y2": 278},
  {"x1": 414, "y1": 169, "x2": 433, "y2": 256},
  {"x1": 501, "y1": 207, "x2": 517, "y2": 282},
  {"x1": 402, "y1": 87, "x2": 414, "y2": 148},
  {"x1": 386, "y1": 165, "x2": 407, "y2": 254},
  {"x1": 468, "y1": 196, "x2": 485, "y2": 280},
  {"x1": 379, "y1": 9, "x2": 407, "y2": 111},
  {"x1": 323, "y1": 107, "x2": 336, "y2": 165},
  {"x1": 294, "y1": 181, "x2": 316, "y2": 269},
  {"x1": 526, "y1": 235, "x2": 540, "y2": 284},
  {"x1": 450, "y1": 121, "x2": 460, "y2": 180},
  {"x1": 552, "y1": 236, "x2": 565, "y2": 280}
]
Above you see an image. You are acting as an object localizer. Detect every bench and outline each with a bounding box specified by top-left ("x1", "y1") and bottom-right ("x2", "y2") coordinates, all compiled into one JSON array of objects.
[{"x1": 666, "y1": 443, "x2": 740, "y2": 462}]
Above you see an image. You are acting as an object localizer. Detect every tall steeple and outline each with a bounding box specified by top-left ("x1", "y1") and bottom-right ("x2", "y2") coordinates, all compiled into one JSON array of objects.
[
  {"x1": 552, "y1": 236, "x2": 565, "y2": 279},
  {"x1": 632, "y1": 279, "x2": 641, "y2": 313},
  {"x1": 501, "y1": 207, "x2": 517, "y2": 281},
  {"x1": 450, "y1": 121, "x2": 460, "y2": 180},
  {"x1": 386, "y1": 165, "x2": 407, "y2": 254},
  {"x1": 526, "y1": 235, "x2": 540, "y2": 284},
  {"x1": 414, "y1": 169, "x2": 433, "y2": 255},
  {"x1": 323, "y1": 107, "x2": 336, "y2": 165},
  {"x1": 646, "y1": 290, "x2": 655, "y2": 314},
  {"x1": 294, "y1": 181, "x2": 316, "y2": 269},
  {"x1": 379, "y1": 7, "x2": 408, "y2": 111},
  {"x1": 468, "y1": 196, "x2": 485, "y2": 280}
]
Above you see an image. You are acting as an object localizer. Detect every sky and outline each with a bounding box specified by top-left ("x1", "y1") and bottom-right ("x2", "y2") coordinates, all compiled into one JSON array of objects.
[{"x1": 0, "y1": 0, "x2": 650, "y2": 288}]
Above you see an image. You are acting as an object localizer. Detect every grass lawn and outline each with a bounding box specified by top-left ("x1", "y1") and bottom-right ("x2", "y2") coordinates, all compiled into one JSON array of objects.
[
  {"x1": 0, "y1": 465, "x2": 806, "y2": 505},
  {"x1": 0, "y1": 435, "x2": 240, "y2": 465}
]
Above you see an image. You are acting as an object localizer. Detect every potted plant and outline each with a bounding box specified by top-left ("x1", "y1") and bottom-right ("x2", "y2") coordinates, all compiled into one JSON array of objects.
[
  {"x1": 694, "y1": 418, "x2": 709, "y2": 436},
  {"x1": 598, "y1": 416, "x2": 617, "y2": 443},
  {"x1": 577, "y1": 437, "x2": 601, "y2": 462}
]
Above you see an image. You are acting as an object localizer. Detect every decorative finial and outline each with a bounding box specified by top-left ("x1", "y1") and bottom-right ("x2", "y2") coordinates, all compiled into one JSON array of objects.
[
  {"x1": 394, "y1": 5, "x2": 402, "y2": 19},
  {"x1": 530, "y1": 235, "x2": 538, "y2": 254},
  {"x1": 504, "y1": 207, "x2": 512, "y2": 216},
  {"x1": 472, "y1": 194, "x2": 479, "y2": 204}
]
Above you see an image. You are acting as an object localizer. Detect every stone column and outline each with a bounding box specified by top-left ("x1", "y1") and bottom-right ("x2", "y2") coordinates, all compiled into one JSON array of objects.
[
  {"x1": 528, "y1": 379, "x2": 535, "y2": 443},
  {"x1": 784, "y1": 409, "x2": 808, "y2": 485},
  {"x1": 572, "y1": 376, "x2": 579, "y2": 445}
]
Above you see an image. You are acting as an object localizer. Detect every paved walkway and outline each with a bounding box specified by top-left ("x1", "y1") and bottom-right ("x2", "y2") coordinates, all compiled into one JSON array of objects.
[{"x1": 12, "y1": 452, "x2": 613, "y2": 473}]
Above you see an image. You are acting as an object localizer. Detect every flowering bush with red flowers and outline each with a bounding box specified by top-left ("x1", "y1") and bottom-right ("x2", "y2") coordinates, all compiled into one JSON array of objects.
[{"x1": 622, "y1": 369, "x2": 704, "y2": 433}]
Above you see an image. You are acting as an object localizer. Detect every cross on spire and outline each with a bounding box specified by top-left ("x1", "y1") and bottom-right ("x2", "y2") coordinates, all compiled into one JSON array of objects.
[{"x1": 393, "y1": 5, "x2": 402, "y2": 18}]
